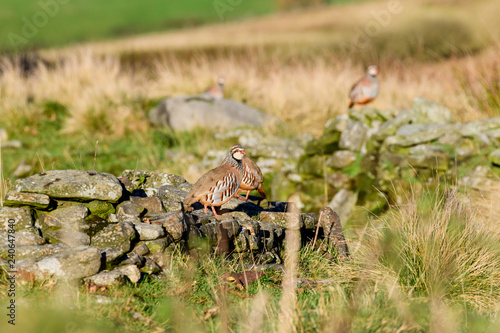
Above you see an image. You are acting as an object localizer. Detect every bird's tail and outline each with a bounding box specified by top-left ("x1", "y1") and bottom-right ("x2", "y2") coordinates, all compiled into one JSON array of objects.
[{"x1": 257, "y1": 183, "x2": 267, "y2": 199}]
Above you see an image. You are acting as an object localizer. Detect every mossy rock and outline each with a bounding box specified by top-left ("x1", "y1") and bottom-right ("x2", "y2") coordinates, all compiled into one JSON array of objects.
[
  {"x1": 360, "y1": 192, "x2": 388, "y2": 214},
  {"x1": 488, "y1": 149, "x2": 500, "y2": 166},
  {"x1": 297, "y1": 155, "x2": 330, "y2": 177},
  {"x1": 54, "y1": 200, "x2": 113, "y2": 220},
  {"x1": 299, "y1": 179, "x2": 327, "y2": 200},
  {"x1": 270, "y1": 172, "x2": 300, "y2": 202},
  {"x1": 84, "y1": 200, "x2": 116, "y2": 219},
  {"x1": 304, "y1": 132, "x2": 340, "y2": 156}
]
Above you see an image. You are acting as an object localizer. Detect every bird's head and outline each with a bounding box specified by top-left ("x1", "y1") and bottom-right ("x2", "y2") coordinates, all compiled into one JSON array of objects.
[
  {"x1": 230, "y1": 144, "x2": 245, "y2": 161},
  {"x1": 367, "y1": 65, "x2": 379, "y2": 76},
  {"x1": 218, "y1": 76, "x2": 226, "y2": 86}
]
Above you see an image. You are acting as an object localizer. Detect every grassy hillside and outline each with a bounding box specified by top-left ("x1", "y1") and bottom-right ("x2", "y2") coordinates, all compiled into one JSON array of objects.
[
  {"x1": 0, "y1": 0, "x2": 275, "y2": 51},
  {"x1": 0, "y1": 188, "x2": 499, "y2": 333},
  {"x1": 0, "y1": 1, "x2": 499, "y2": 332}
]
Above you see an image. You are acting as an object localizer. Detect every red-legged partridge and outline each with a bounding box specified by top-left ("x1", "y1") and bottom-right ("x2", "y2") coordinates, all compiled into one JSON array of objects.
[
  {"x1": 348, "y1": 65, "x2": 379, "y2": 108},
  {"x1": 223, "y1": 153, "x2": 266, "y2": 201},
  {"x1": 183, "y1": 144, "x2": 245, "y2": 216},
  {"x1": 204, "y1": 76, "x2": 225, "y2": 100}
]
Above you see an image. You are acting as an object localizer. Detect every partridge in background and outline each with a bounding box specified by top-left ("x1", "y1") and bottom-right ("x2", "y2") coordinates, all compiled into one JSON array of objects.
[
  {"x1": 183, "y1": 144, "x2": 245, "y2": 216},
  {"x1": 204, "y1": 76, "x2": 225, "y2": 100},
  {"x1": 348, "y1": 65, "x2": 379, "y2": 108},
  {"x1": 223, "y1": 153, "x2": 266, "y2": 201}
]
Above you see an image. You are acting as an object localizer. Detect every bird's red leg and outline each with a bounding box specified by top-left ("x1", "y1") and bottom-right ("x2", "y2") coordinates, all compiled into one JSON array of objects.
[
  {"x1": 211, "y1": 206, "x2": 220, "y2": 216},
  {"x1": 237, "y1": 190, "x2": 250, "y2": 201},
  {"x1": 233, "y1": 190, "x2": 241, "y2": 198},
  {"x1": 203, "y1": 205, "x2": 208, "y2": 214}
]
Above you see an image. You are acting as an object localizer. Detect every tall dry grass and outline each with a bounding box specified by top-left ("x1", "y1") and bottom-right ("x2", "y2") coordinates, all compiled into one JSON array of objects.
[
  {"x1": 363, "y1": 186, "x2": 500, "y2": 313},
  {"x1": 0, "y1": 51, "x2": 149, "y2": 138},
  {"x1": 1, "y1": 47, "x2": 498, "y2": 138}
]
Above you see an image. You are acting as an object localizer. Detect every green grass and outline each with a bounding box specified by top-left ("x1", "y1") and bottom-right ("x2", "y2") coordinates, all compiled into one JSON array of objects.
[
  {"x1": 1, "y1": 224, "x2": 498, "y2": 333},
  {"x1": 0, "y1": 99, "x2": 226, "y2": 182},
  {"x1": 0, "y1": 0, "x2": 275, "y2": 51}
]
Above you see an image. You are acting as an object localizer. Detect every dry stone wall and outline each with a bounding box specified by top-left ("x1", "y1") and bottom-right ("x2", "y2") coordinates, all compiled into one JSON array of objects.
[
  {"x1": 1, "y1": 169, "x2": 340, "y2": 284},
  {"x1": 274, "y1": 97, "x2": 500, "y2": 218}
]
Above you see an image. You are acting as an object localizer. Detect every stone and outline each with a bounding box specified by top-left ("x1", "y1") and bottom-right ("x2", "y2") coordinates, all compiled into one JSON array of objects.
[
  {"x1": 120, "y1": 170, "x2": 188, "y2": 196},
  {"x1": 91, "y1": 222, "x2": 136, "y2": 255},
  {"x1": 149, "y1": 97, "x2": 280, "y2": 131},
  {"x1": 117, "y1": 264, "x2": 141, "y2": 283},
  {"x1": 1, "y1": 140, "x2": 22, "y2": 149},
  {"x1": 199, "y1": 219, "x2": 241, "y2": 245},
  {"x1": 0, "y1": 227, "x2": 45, "y2": 247},
  {"x1": 133, "y1": 223, "x2": 165, "y2": 241},
  {"x1": 326, "y1": 151, "x2": 358, "y2": 169},
  {"x1": 11, "y1": 161, "x2": 33, "y2": 178},
  {"x1": 147, "y1": 211, "x2": 187, "y2": 241},
  {"x1": 245, "y1": 139, "x2": 304, "y2": 161},
  {"x1": 258, "y1": 212, "x2": 316, "y2": 230},
  {"x1": 438, "y1": 133, "x2": 463, "y2": 146},
  {"x1": 271, "y1": 172, "x2": 297, "y2": 202},
  {"x1": 488, "y1": 149, "x2": 500, "y2": 166},
  {"x1": 339, "y1": 120, "x2": 368, "y2": 152},
  {"x1": 108, "y1": 214, "x2": 119, "y2": 223},
  {"x1": 408, "y1": 144, "x2": 446, "y2": 155},
  {"x1": 215, "y1": 211, "x2": 251, "y2": 221},
  {"x1": 301, "y1": 213, "x2": 318, "y2": 230},
  {"x1": 297, "y1": 155, "x2": 326, "y2": 177},
  {"x1": 459, "y1": 172, "x2": 500, "y2": 191},
  {"x1": 0, "y1": 207, "x2": 33, "y2": 231},
  {"x1": 16, "y1": 246, "x2": 101, "y2": 280},
  {"x1": 44, "y1": 229, "x2": 91, "y2": 247},
  {"x1": 120, "y1": 251, "x2": 145, "y2": 267},
  {"x1": 114, "y1": 214, "x2": 142, "y2": 225},
  {"x1": 100, "y1": 247, "x2": 125, "y2": 263},
  {"x1": 411, "y1": 97, "x2": 452, "y2": 124},
  {"x1": 37, "y1": 205, "x2": 89, "y2": 232},
  {"x1": 460, "y1": 118, "x2": 500, "y2": 136},
  {"x1": 202, "y1": 219, "x2": 241, "y2": 254},
  {"x1": 326, "y1": 173, "x2": 351, "y2": 190},
  {"x1": 220, "y1": 197, "x2": 247, "y2": 211},
  {"x1": 259, "y1": 212, "x2": 301, "y2": 229},
  {"x1": 13, "y1": 170, "x2": 123, "y2": 202},
  {"x1": 147, "y1": 252, "x2": 172, "y2": 269},
  {"x1": 83, "y1": 200, "x2": 115, "y2": 219},
  {"x1": 485, "y1": 127, "x2": 500, "y2": 145},
  {"x1": 407, "y1": 154, "x2": 449, "y2": 170},
  {"x1": 375, "y1": 108, "x2": 398, "y2": 121},
  {"x1": 374, "y1": 110, "x2": 414, "y2": 140},
  {"x1": 393, "y1": 124, "x2": 458, "y2": 147},
  {"x1": 130, "y1": 196, "x2": 164, "y2": 214},
  {"x1": 132, "y1": 243, "x2": 150, "y2": 256},
  {"x1": 117, "y1": 201, "x2": 145, "y2": 217},
  {"x1": 0, "y1": 244, "x2": 68, "y2": 260},
  {"x1": 157, "y1": 185, "x2": 188, "y2": 212},
  {"x1": 140, "y1": 257, "x2": 161, "y2": 274},
  {"x1": 3, "y1": 191, "x2": 52, "y2": 209},
  {"x1": 325, "y1": 115, "x2": 349, "y2": 133},
  {"x1": 234, "y1": 232, "x2": 249, "y2": 252},
  {"x1": 318, "y1": 207, "x2": 349, "y2": 261},
  {"x1": 259, "y1": 222, "x2": 284, "y2": 251},
  {"x1": 139, "y1": 238, "x2": 171, "y2": 254},
  {"x1": 84, "y1": 270, "x2": 125, "y2": 286},
  {"x1": 328, "y1": 190, "x2": 358, "y2": 224}
]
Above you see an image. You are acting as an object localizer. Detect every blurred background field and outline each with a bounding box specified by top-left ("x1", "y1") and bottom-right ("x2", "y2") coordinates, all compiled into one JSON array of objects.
[{"x1": 1, "y1": 0, "x2": 499, "y2": 332}]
